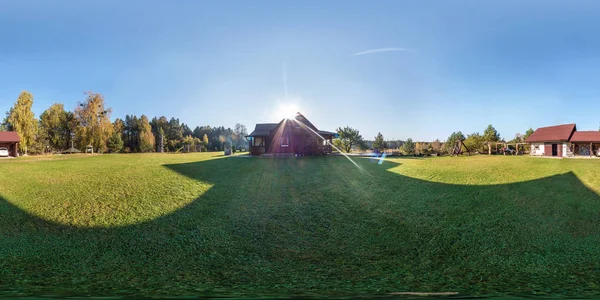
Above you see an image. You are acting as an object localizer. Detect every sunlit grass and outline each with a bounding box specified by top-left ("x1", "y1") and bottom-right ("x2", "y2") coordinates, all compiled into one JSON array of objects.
[
  {"x1": 1, "y1": 154, "x2": 600, "y2": 297},
  {"x1": 0, "y1": 153, "x2": 214, "y2": 227}
]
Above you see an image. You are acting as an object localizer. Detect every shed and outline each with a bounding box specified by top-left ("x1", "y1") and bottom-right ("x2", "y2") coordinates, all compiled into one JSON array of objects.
[{"x1": 0, "y1": 131, "x2": 20, "y2": 157}]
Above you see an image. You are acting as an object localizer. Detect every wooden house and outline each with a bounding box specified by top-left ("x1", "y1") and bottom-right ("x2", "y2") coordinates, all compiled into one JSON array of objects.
[{"x1": 246, "y1": 112, "x2": 337, "y2": 156}]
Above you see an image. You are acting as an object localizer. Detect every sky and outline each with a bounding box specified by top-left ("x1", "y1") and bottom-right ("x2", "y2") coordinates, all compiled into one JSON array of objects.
[{"x1": 2, "y1": 0, "x2": 600, "y2": 141}]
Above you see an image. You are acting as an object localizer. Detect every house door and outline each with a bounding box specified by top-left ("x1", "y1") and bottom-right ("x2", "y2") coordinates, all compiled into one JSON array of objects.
[{"x1": 551, "y1": 144, "x2": 558, "y2": 156}]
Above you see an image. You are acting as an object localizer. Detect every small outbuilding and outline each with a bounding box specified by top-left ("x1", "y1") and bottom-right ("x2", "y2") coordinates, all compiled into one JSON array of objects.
[
  {"x1": 0, "y1": 131, "x2": 20, "y2": 157},
  {"x1": 526, "y1": 123, "x2": 600, "y2": 157}
]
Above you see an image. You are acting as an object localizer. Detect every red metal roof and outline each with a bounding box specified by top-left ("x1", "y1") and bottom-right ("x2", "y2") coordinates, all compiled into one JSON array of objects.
[
  {"x1": 0, "y1": 131, "x2": 20, "y2": 142},
  {"x1": 570, "y1": 131, "x2": 600, "y2": 143},
  {"x1": 525, "y1": 124, "x2": 576, "y2": 143}
]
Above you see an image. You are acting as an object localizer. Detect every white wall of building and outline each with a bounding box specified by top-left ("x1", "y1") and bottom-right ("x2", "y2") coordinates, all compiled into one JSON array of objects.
[
  {"x1": 563, "y1": 143, "x2": 572, "y2": 157},
  {"x1": 530, "y1": 143, "x2": 545, "y2": 156}
]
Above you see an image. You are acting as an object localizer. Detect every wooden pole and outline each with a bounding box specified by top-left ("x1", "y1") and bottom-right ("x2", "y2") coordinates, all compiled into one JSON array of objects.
[{"x1": 591, "y1": 143, "x2": 593, "y2": 157}]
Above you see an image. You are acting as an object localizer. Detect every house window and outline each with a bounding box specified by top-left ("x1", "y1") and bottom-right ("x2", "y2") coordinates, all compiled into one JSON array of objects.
[
  {"x1": 254, "y1": 137, "x2": 264, "y2": 147},
  {"x1": 534, "y1": 145, "x2": 539, "y2": 150},
  {"x1": 280, "y1": 136, "x2": 289, "y2": 147}
]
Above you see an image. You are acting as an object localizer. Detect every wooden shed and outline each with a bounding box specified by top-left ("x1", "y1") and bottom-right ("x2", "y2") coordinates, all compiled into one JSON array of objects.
[
  {"x1": 0, "y1": 131, "x2": 20, "y2": 157},
  {"x1": 245, "y1": 112, "x2": 337, "y2": 156}
]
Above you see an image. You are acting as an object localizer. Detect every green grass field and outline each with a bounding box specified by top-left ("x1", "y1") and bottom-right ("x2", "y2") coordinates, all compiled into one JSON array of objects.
[{"x1": 2, "y1": 153, "x2": 600, "y2": 297}]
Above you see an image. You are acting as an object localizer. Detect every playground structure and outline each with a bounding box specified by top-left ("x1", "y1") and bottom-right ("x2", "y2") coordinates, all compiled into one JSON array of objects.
[{"x1": 451, "y1": 139, "x2": 471, "y2": 156}]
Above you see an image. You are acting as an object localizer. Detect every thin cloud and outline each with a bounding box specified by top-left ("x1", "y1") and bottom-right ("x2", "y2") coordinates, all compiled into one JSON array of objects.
[{"x1": 351, "y1": 47, "x2": 411, "y2": 56}]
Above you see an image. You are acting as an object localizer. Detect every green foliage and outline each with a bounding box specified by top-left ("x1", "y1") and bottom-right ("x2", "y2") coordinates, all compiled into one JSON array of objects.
[
  {"x1": 372, "y1": 132, "x2": 387, "y2": 151},
  {"x1": 483, "y1": 124, "x2": 501, "y2": 142},
  {"x1": 431, "y1": 139, "x2": 443, "y2": 154},
  {"x1": 524, "y1": 127, "x2": 534, "y2": 139},
  {"x1": 335, "y1": 126, "x2": 364, "y2": 153},
  {"x1": 445, "y1": 131, "x2": 465, "y2": 153},
  {"x1": 107, "y1": 133, "x2": 124, "y2": 153},
  {"x1": 402, "y1": 138, "x2": 415, "y2": 154},
  {"x1": 7, "y1": 91, "x2": 37, "y2": 154},
  {"x1": 464, "y1": 132, "x2": 485, "y2": 153},
  {"x1": 139, "y1": 115, "x2": 155, "y2": 153},
  {"x1": 39, "y1": 103, "x2": 70, "y2": 151},
  {"x1": 483, "y1": 125, "x2": 501, "y2": 154},
  {"x1": 1, "y1": 108, "x2": 14, "y2": 131},
  {"x1": 74, "y1": 92, "x2": 113, "y2": 153}
]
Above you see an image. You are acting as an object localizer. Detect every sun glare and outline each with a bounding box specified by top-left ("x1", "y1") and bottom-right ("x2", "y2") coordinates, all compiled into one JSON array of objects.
[{"x1": 276, "y1": 103, "x2": 299, "y2": 119}]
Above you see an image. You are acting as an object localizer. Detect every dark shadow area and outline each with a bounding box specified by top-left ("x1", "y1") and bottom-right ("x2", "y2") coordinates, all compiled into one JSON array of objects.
[{"x1": 2, "y1": 156, "x2": 600, "y2": 298}]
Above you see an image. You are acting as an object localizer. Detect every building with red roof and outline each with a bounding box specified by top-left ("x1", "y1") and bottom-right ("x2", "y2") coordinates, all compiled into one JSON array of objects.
[
  {"x1": 526, "y1": 124, "x2": 600, "y2": 157},
  {"x1": 0, "y1": 131, "x2": 20, "y2": 157}
]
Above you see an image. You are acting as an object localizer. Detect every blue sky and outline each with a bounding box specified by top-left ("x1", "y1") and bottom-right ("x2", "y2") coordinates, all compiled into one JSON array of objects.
[{"x1": 2, "y1": 0, "x2": 600, "y2": 141}]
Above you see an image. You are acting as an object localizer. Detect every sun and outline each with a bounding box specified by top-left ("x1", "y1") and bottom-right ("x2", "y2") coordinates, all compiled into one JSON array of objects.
[{"x1": 276, "y1": 103, "x2": 299, "y2": 120}]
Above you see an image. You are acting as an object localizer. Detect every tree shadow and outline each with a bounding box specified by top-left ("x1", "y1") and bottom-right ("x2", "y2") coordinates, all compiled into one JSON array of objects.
[{"x1": 2, "y1": 156, "x2": 600, "y2": 297}]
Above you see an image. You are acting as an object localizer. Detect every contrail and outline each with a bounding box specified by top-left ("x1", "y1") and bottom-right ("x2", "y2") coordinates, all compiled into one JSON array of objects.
[
  {"x1": 282, "y1": 62, "x2": 288, "y2": 99},
  {"x1": 351, "y1": 47, "x2": 411, "y2": 56}
]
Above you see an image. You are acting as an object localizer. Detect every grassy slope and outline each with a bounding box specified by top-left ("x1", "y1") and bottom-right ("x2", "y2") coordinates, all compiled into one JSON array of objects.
[{"x1": 1, "y1": 153, "x2": 600, "y2": 297}]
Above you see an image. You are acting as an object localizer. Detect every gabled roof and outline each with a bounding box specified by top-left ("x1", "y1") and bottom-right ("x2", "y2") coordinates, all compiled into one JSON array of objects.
[
  {"x1": 525, "y1": 124, "x2": 576, "y2": 143},
  {"x1": 0, "y1": 131, "x2": 20, "y2": 142},
  {"x1": 247, "y1": 123, "x2": 278, "y2": 137},
  {"x1": 293, "y1": 112, "x2": 318, "y2": 131},
  {"x1": 570, "y1": 131, "x2": 600, "y2": 143},
  {"x1": 247, "y1": 112, "x2": 336, "y2": 138}
]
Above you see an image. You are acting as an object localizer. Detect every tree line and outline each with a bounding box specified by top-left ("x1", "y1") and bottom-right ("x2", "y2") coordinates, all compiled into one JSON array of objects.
[
  {"x1": 334, "y1": 124, "x2": 535, "y2": 156},
  {"x1": 1, "y1": 91, "x2": 248, "y2": 155}
]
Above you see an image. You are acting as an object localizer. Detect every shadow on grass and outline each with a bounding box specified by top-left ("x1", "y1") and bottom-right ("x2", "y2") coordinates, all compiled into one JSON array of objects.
[{"x1": 1, "y1": 156, "x2": 600, "y2": 297}]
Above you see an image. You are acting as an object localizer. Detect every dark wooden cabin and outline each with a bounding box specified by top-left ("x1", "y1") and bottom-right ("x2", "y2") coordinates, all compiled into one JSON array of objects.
[
  {"x1": 246, "y1": 112, "x2": 336, "y2": 156},
  {"x1": 0, "y1": 131, "x2": 20, "y2": 157}
]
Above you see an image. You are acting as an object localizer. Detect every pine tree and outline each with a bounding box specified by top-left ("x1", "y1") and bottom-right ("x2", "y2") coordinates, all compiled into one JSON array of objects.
[{"x1": 373, "y1": 132, "x2": 387, "y2": 152}]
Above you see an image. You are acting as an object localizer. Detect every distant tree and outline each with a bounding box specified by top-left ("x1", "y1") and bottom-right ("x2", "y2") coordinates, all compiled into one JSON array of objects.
[
  {"x1": 25, "y1": 119, "x2": 47, "y2": 155},
  {"x1": 524, "y1": 127, "x2": 534, "y2": 140},
  {"x1": 373, "y1": 132, "x2": 387, "y2": 151},
  {"x1": 74, "y1": 92, "x2": 113, "y2": 153},
  {"x1": 107, "y1": 133, "x2": 124, "y2": 153},
  {"x1": 445, "y1": 131, "x2": 466, "y2": 153},
  {"x1": 234, "y1": 123, "x2": 248, "y2": 148},
  {"x1": 139, "y1": 115, "x2": 155, "y2": 153},
  {"x1": 464, "y1": 132, "x2": 485, "y2": 153},
  {"x1": 39, "y1": 103, "x2": 69, "y2": 151},
  {"x1": 113, "y1": 118, "x2": 125, "y2": 136},
  {"x1": 182, "y1": 135, "x2": 195, "y2": 152},
  {"x1": 7, "y1": 91, "x2": 37, "y2": 155},
  {"x1": 483, "y1": 124, "x2": 500, "y2": 155},
  {"x1": 202, "y1": 133, "x2": 209, "y2": 146},
  {"x1": 426, "y1": 143, "x2": 434, "y2": 155},
  {"x1": 511, "y1": 133, "x2": 524, "y2": 143},
  {"x1": 431, "y1": 139, "x2": 442, "y2": 154},
  {"x1": 335, "y1": 126, "x2": 364, "y2": 153},
  {"x1": 415, "y1": 142, "x2": 426, "y2": 155},
  {"x1": 192, "y1": 136, "x2": 202, "y2": 152},
  {"x1": 1, "y1": 108, "x2": 14, "y2": 131},
  {"x1": 402, "y1": 138, "x2": 415, "y2": 155},
  {"x1": 168, "y1": 117, "x2": 183, "y2": 145},
  {"x1": 181, "y1": 123, "x2": 193, "y2": 137},
  {"x1": 123, "y1": 115, "x2": 139, "y2": 152}
]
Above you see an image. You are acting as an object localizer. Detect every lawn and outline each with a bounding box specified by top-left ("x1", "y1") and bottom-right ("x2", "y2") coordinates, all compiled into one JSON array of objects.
[{"x1": 1, "y1": 153, "x2": 600, "y2": 297}]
